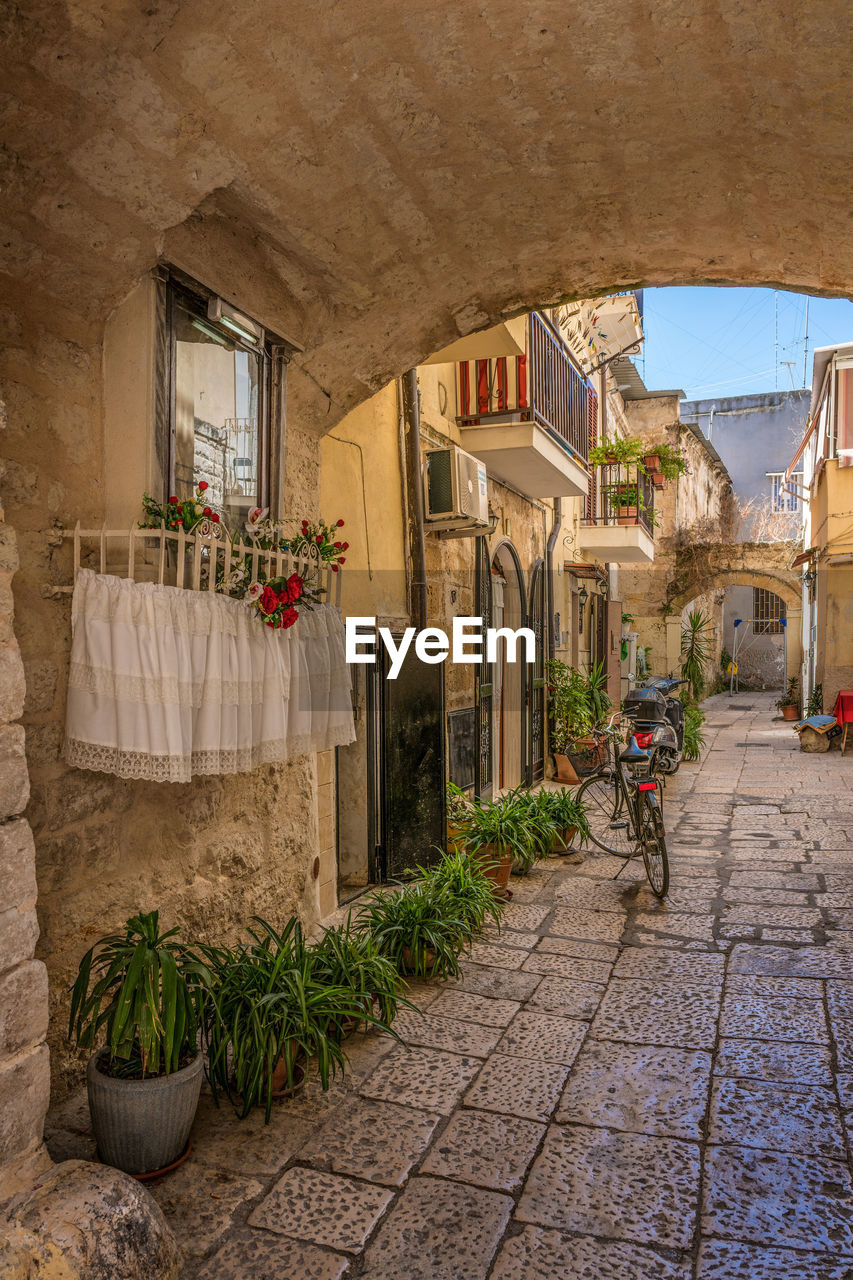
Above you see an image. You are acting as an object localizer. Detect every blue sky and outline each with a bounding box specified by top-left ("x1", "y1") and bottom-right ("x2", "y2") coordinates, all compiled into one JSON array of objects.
[{"x1": 638, "y1": 287, "x2": 853, "y2": 402}]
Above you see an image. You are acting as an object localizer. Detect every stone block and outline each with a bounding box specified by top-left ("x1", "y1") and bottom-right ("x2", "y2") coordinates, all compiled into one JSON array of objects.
[
  {"x1": 0, "y1": 817, "x2": 36, "y2": 911},
  {"x1": 0, "y1": 724, "x2": 29, "y2": 820},
  {"x1": 0, "y1": 1043, "x2": 49, "y2": 1166},
  {"x1": 249, "y1": 1166, "x2": 393, "y2": 1253},
  {"x1": 0, "y1": 644, "x2": 25, "y2": 723},
  {"x1": 0, "y1": 959, "x2": 48, "y2": 1057},
  {"x1": 0, "y1": 905, "x2": 39, "y2": 975},
  {"x1": 9, "y1": 1158, "x2": 180, "y2": 1279},
  {"x1": 0, "y1": 524, "x2": 19, "y2": 575},
  {"x1": 44, "y1": 768, "x2": 132, "y2": 828}
]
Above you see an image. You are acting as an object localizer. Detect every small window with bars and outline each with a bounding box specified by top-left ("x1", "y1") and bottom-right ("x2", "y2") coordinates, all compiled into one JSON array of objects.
[
  {"x1": 767, "y1": 472, "x2": 802, "y2": 513},
  {"x1": 753, "y1": 587, "x2": 785, "y2": 635}
]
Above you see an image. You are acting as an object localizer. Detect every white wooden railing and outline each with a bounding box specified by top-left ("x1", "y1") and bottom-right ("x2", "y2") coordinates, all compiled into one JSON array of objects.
[{"x1": 59, "y1": 522, "x2": 343, "y2": 608}]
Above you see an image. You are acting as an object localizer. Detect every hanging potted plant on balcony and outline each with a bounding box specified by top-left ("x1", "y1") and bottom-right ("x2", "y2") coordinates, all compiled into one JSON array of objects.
[
  {"x1": 68, "y1": 910, "x2": 211, "y2": 1176},
  {"x1": 589, "y1": 436, "x2": 644, "y2": 468},
  {"x1": 642, "y1": 441, "x2": 691, "y2": 488}
]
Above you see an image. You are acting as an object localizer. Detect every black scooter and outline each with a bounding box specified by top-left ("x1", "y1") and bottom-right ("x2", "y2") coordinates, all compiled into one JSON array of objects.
[{"x1": 623, "y1": 676, "x2": 688, "y2": 776}]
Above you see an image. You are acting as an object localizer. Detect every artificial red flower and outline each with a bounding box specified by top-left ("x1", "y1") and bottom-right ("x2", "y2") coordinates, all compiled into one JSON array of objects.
[
  {"x1": 338, "y1": 557, "x2": 346, "y2": 564},
  {"x1": 337, "y1": 519, "x2": 345, "y2": 527},
  {"x1": 331, "y1": 564, "x2": 339, "y2": 573},
  {"x1": 280, "y1": 606, "x2": 299, "y2": 629},
  {"x1": 202, "y1": 506, "x2": 212, "y2": 517},
  {"x1": 302, "y1": 519, "x2": 309, "y2": 528},
  {"x1": 198, "y1": 481, "x2": 209, "y2": 492},
  {"x1": 259, "y1": 585, "x2": 279, "y2": 616},
  {"x1": 175, "y1": 517, "x2": 183, "y2": 524},
  {"x1": 316, "y1": 535, "x2": 323, "y2": 543},
  {"x1": 169, "y1": 496, "x2": 178, "y2": 504},
  {"x1": 333, "y1": 541, "x2": 342, "y2": 550},
  {"x1": 284, "y1": 572, "x2": 304, "y2": 603},
  {"x1": 211, "y1": 512, "x2": 220, "y2": 523},
  {"x1": 341, "y1": 541, "x2": 349, "y2": 550}
]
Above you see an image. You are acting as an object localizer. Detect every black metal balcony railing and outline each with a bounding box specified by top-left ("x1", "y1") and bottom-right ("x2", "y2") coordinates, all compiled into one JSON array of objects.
[
  {"x1": 583, "y1": 463, "x2": 655, "y2": 537},
  {"x1": 456, "y1": 312, "x2": 593, "y2": 466}
]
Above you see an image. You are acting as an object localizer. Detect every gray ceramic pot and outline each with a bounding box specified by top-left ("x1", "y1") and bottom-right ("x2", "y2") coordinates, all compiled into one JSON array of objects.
[{"x1": 87, "y1": 1050, "x2": 203, "y2": 1175}]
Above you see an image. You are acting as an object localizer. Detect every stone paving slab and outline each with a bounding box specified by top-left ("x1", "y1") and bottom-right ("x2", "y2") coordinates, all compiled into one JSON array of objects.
[
  {"x1": 719, "y1": 993, "x2": 829, "y2": 1042},
  {"x1": 194, "y1": 1230, "x2": 349, "y2": 1280},
  {"x1": 147, "y1": 1165, "x2": 265, "y2": 1257},
  {"x1": 533, "y1": 936, "x2": 619, "y2": 962},
  {"x1": 527, "y1": 975, "x2": 606, "y2": 1019},
  {"x1": 613, "y1": 946, "x2": 724, "y2": 984},
  {"x1": 392, "y1": 1009, "x2": 500, "y2": 1057},
  {"x1": 501, "y1": 904, "x2": 550, "y2": 931},
  {"x1": 696, "y1": 1240, "x2": 853, "y2": 1280},
  {"x1": 556, "y1": 1041, "x2": 712, "y2": 1141},
  {"x1": 466, "y1": 941, "x2": 528, "y2": 970},
  {"x1": 628, "y1": 911, "x2": 717, "y2": 945},
  {"x1": 447, "y1": 962, "x2": 542, "y2": 1002},
  {"x1": 548, "y1": 907, "x2": 625, "y2": 943},
  {"x1": 249, "y1": 1166, "x2": 393, "y2": 1253},
  {"x1": 701, "y1": 1145, "x2": 853, "y2": 1254},
  {"x1": 490, "y1": 1227, "x2": 691, "y2": 1280},
  {"x1": 521, "y1": 950, "x2": 612, "y2": 983},
  {"x1": 722, "y1": 887, "x2": 814, "y2": 905},
  {"x1": 590, "y1": 978, "x2": 721, "y2": 1049},
  {"x1": 724, "y1": 974, "x2": 824, "y2": 1000},
  {"x1": 487, "y1": 928, "x2": 540, "y2": 949},
  {"x1": 360, "y1": 1175, "x2": 512, "y2": 1280},
  {"x1": 729, "y1": 944, "x2": 853, "y2": 979},
  {"x1": 516, "y1": 1123, "x2": 701, "y2": 1249},
  {"x1": 721, "y1": 904, "x2": 824, "y2": 929},
  {"x1": 426, "y1": 989, "x2": 520, "y2": 1027},
  {"x1": 358, "y1": 1045, "x2": 482, "y2": 1115},
  {"x1": 420, "y1": 1109, "x2": 545, "y2": 1190},
  {"x1": 463, "y1": 1054, "x2": 570, "y2": 1122},
  {"x1": 296, "y1": 1097, "x2": 440, "y2": 1186},
  {"x1": 715, "y1": 1037, "x2": 834, "y2": 1085},
  {"x1": 495, "y1": 1010, "x2": 588, "y2": 1065},
  {"x1": 709, "y1": 1077, "x2": 845, "y2": 1159}
]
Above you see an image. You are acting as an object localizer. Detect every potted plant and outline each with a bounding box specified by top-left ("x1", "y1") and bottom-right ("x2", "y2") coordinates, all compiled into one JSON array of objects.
[
  {"x1": 68, "y1": 910, "x2": 211, "y2": 1176},
  {"x1": 309, "y1": 915, "x2": 404, "y2": 1035},
  {"x1": 777, "y1": 675, "x2": 800, "y2": 721},
  {"x1": 458, "y1": 790, "x2": 538, "y2": 894},
  {"x1": 609, "y1": 485, "x2": 641, "y2": 524},
  {"x1": 202, "y1": 917, "x2": 369, "y2": 1122},
  {"x1": 546, "y1": 659, "x2": 593, "y2": 781},
  {"x1": 589, "y1": 435, "x2": 644, "y2": 468},
  {"x1": 540, "y1": 788, "x2": 591, "y2": 854},
  {"x1": 504, "y1": 787, "x2": 561, "y2": 873},
  {"x1": 682, "y1": 704, "x2": 707, "y2": 760},
  {"x1": 446, "y1": 781, "x2": 474, "y2": 852},
  {"x1": 418, "y1": 848, "x2": 506, "y2": 934},
  {"x1": 357, "y1": 880, "x2": 474, "y2": 979}
]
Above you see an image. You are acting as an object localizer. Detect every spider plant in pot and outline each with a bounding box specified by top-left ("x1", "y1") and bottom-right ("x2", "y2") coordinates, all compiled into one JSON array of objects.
[
  {"x1": 542, "y1": 788, "x2": 591, "y2": 854},
  {"x1": 202, "y1": 917, "x2": 368, "y2": 1122},
  {"x1": 357, "y1": 880, "x2": 474, "y2": 979},
  {"x1": 68, "y1": 910, "x2": 211, "y2": 1175},
  {"x1": 502, "y1": 787, "x2": 561, "y2": 873},
  {"x1": 309, "y1": 914, "x2": 405, "y2": 1036},
  {"x1": 417, "y1": 847, "x2": 506, "y2": 935},
  {"x1": 462, "y1": 792, "x2": 535, "y2": 894}
]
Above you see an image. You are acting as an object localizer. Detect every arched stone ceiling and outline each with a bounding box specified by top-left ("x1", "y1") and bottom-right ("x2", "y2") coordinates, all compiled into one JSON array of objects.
[{"x1": 2, "y1": 0, "x2": 852, "y2": 430}]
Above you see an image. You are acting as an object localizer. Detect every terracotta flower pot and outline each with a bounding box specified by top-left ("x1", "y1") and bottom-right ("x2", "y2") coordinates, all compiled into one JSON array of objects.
[
  {"x1": 616, "y1": 506, "x2": 638, "y2": 525},
  {"x1": 553, "y1": 752, "x2": 580, "y2": 784},
  {"x1": 269, "y1": 1045, "x2": 307, "y2": 1099},
  {"x1": 446, "y1": 822, "x2": 468, "y2": 853},
  {"x1": 643, "y1": 453, "x2": 661, "y2": 471},
  {"x1": 781, "y1": 704, "x2": 800, "y2": 720},
  {"x1": 652, "y1": 472, "x2": 666, "y2": 490},
  {"x1": 402, "y1": 944, "x2": 438, "y2": 973},
  {"x1": 471, "y1": 845, "x2": 513, "y2": 898}
]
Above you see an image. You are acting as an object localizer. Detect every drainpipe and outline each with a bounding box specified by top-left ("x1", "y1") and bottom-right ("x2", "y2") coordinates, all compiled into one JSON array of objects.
[
  {"x1": 401, "y1": 369, "x2": 428, "y2": 630},
  {"x1": 546, "y1": 498, "x2": 561, "y2": 661}
]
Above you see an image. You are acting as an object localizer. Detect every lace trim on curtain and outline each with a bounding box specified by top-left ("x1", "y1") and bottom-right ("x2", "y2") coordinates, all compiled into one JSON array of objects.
[{"x1": 68, "y1": 662, "x2": 285, "y2": 708}]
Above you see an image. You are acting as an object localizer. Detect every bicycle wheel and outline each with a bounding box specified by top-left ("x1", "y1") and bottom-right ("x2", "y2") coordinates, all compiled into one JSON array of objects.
[
  {"x1": 576, "y1": 772, "x2": 636, "y2": 857},
  {"x1": 638, "y1": 791, "x2": 669, "y2": 898}
]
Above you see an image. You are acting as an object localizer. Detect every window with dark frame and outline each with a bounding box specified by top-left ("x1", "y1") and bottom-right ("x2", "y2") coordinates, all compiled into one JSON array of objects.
[
  {"x1": 162, "y1": 270, "x2": 292, "y2": 523},
  {"x1": 753, "y1": 587, "x2": 785, "y2": 635}
]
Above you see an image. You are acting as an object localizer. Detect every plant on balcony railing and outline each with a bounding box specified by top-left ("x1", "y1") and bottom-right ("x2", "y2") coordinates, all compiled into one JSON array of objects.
[
  {"x1": 589, "y1": 436, "x2": 645, "y2": 467},
  {"x1": 642, "y1": 441, "x2": 691, "y2": 485},
  {"x1": 607, "y1": 485, "x2": 659, "y2": 527}
]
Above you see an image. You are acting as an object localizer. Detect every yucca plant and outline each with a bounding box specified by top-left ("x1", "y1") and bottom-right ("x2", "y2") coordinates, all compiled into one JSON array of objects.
[
  {"x1": 357, "y1": 881, "x2": 473, "y2": 980},
  {"x1": 585, "y1": 660, "x2": 613, "y2": 729},
  {"x1": 202, "y1": 917, "x2": 369, "y2": 1122},
  {"x1": 680, "y1": 608, "x2": 712, "y2": 702},
  {"x1": 417, "y1": 848, "x2": 506, "y2": 933},
  {"x1": 68, "y1": 910, "x2": 210, "y2": 1078},
  {"x1": 309, "y1": 915, "x2": 405, "y2": 1030}
]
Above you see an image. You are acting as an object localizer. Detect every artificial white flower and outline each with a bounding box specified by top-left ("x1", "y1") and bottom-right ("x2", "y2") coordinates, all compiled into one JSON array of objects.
[
  {"x1": 246, "y1": 581, "x2": 264, "y2": 601},
  {"x1": 246, "y1": 506, "x2": 270, "y2": 528}
]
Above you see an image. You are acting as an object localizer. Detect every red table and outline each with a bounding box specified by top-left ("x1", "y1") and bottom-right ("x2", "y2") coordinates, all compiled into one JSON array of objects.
[{"x1": 834, "y1": 690, "x2": 853, "y2": 756}]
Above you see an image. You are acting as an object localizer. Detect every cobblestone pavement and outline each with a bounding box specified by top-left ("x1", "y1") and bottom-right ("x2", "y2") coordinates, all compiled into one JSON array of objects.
[{"x1": 46, "y1": 694, "x2": 853, "y2": 1278}]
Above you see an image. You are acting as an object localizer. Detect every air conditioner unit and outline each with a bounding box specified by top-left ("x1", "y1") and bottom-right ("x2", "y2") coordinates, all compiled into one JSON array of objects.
[{"x1": 424, "y1": 446, "x2": 489, "y2": 532}]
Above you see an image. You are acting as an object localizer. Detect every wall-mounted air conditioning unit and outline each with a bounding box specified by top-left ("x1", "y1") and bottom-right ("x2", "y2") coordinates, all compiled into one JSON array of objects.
[{"x1": 424, "y1": 445, "x2": 490, "y2": 534}]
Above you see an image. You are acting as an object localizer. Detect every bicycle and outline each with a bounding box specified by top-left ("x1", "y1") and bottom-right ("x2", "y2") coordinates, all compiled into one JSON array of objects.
[{"x1": 571, "y1": 714, "x2": 670, "y2": 898}]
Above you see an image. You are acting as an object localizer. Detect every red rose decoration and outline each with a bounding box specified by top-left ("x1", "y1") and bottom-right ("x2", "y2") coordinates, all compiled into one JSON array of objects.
[
  {"x1": 338, "y1": 556, "x2": 346, "y2": 564},
  {"x1": 337, "y1": 519, "x2": 345, "y2": 527},
  {"x1": 342, "y1": 541, "x2": 349, "y2": 550},
  {"x1": 331, "y1": 564, "x2": 339, "y2": 573},
  {"x1": 169, "y1": 496, "x2": 178, "y2": 504},
  {"x1": 285, "y1": 572, "x2": 304, "y2": 603},
  {"x1": 280, "y1": 606, "x2": 299, "y2": 629},
  {"x1": 333, "y1": 541, "x2": 342, "y2": 550},
  {"x1": 211, "y1": 512, "x2": 220, "y2": 523},
  {"x1": 259, "y1": 585, "x2": 279, "y2": 616},
  {"x1": 316, "y1": 535, "x2": 323, "y2": 544},
  {"x1": 198, "y1": 481, "x2": 209, "y2": 492},
  {"x1": 175, "y1": 517, "x2": 183, "y2": 524},
  {"x1": 203, "y1": 506, "x2": 212, "y2": 517}
]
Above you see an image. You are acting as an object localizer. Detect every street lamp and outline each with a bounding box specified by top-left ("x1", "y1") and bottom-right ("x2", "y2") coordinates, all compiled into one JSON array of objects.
[{"x1": 578, "y1": 583, "x2": 588, "y2": 633}]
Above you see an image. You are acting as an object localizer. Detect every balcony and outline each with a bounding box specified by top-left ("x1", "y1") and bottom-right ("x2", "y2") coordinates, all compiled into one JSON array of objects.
[
  {"x1": 577, "y1": 464, "x2": 656, "y2": 563},
  {"x1": 456, "y1": 312, "x2": 593, "y2": 499}
]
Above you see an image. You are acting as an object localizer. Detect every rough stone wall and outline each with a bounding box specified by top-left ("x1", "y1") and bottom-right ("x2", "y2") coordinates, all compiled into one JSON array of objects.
[
  {"x1": 0, "y1": 397, "x2": 50, "y2": 1183},
  {"x1": 2, "y1": 297, "x2": 329, "y2": 1104}
]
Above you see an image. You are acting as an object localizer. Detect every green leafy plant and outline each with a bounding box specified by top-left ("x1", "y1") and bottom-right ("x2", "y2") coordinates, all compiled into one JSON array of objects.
[
  {"x1": 461, "y1": 790, "x2": 537, "y2": 872},
  {"x1": 645, "y1": 440, "x2": 691, "y2": 481},
  {"x1": 776, "y1": 675, "x2": 800, "y2": 711},
  {"x1": 309, "y1": 915, "x2": 405, "y2": 1031},
  {"x1": 539, "y1": 788, "x2": 591, "y2": 849},
  {"x1": 806, "y1": 682, "x2": 823, "y2": 717},
  {"x1": 68, "y1": 910, "x2": 210, "y2": 1080},
  {"x1": 357, "y1": 881, "x2": 474, "y2": 980},
  {"x1": 720, "y1": 647, "x2": 732, "y2": 673},
  {"x1": 682, "y1": 705, "x2": 707, "y2": 761},
  {"x1": 202, "y1": 917, "x2": 369, "y2": 1121},
  {"x1": 609, "y1": 484, "x2": 641, "y2": 509},
  {"x1": 680, "y1": 609, "x2": 713, "y2": 702},
  {"x1": 417, "y1": 848, "x2": 506, "y2": 934},
  {"x1": 546, "y1": 659, "x2": 593, "y2": 751},
  {"x1": 589, "y1": 436, "x2": 644, "y2": 467},
  {"x1": 446, "y1": 781, "x2": 474, "y2": 827},
  {"x1": 585, "y1": 660, "x2": 613, "y2": 729},
  {"x1": 500, "y1": 787, "x2": 561, "y2": 872}
]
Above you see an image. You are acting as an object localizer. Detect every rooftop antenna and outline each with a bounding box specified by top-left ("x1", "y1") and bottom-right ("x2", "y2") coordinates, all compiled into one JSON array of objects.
[{"x1": 802, "y1": 296, "x2": 810, "y2": 388}]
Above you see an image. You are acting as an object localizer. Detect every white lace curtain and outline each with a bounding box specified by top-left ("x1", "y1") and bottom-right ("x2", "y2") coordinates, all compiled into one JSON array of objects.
[{"x1": 65, "y1": 570, "x2": 355, "y2": 783}]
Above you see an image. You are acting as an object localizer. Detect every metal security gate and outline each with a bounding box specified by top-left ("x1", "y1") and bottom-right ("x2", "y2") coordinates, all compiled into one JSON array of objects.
[
  {"x1": 528, "y1": 559, "x2": 546, "y2": 782},
  {"x1": 475, "y1": 536, "x2": 493, "y2": 798}
]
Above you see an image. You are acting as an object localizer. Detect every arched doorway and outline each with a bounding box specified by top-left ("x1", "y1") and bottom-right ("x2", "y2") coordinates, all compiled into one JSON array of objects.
[{"x1": 492, "y1": 540, "x2": 527, "y2": 791}]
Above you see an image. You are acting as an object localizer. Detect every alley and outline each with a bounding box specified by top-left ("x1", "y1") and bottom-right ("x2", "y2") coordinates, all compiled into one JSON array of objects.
[{"x1": 46, "y1": 692, "x2": 853, "y2": 1279}]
